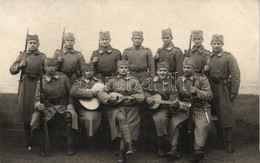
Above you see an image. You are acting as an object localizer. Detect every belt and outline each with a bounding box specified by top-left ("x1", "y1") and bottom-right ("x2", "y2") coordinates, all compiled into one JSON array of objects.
[
  {"x1": 25, "y1": 71, "x2": 41, "y2": 78},
  {"x1": 209, "y1": 77, "x2": 227, "y2": 83},
  {"x1": 130, "y1": 67, "x2": 147, "y2": 72},
  {"x1": 46, "y1": 98, "x2": 67, "y2": 106}
]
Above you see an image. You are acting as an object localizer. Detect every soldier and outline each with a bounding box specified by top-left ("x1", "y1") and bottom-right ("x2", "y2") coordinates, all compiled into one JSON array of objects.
[
  {"x1": 10, "y1": 34, "x2": 46, "y2": 150},
  {"x1": 34, "y1": 58, "x2": 78, "y2": 156},
  {"x1": 184, "y1": 30, "x2": 211, "y2": 73},
  {"x1": 90, "y1": 31, "x2": 121, "y2": 82},
  {"x1": 154, "y1": 28, "x2": 184, "y2": 76},
  {"x1": 70, "y1": 62, "x2": 103, "y2": 146},
  {"x1": 98, "y1": 60, "x2": 144, "y2": 163},
  {"x1": 144, "y1": 62, "x2": 176, "y2": 157},
  {"x1": 205, "y1": 34, "x2": 240, "y2": 153},
  {"x1": 167, "y1": 58, "x2": 213, "y2": 162},
  {"x1": 122, "y1": 31, "x2": 155, "y2": 82},
  {"x1": 54, "y1": 32, "x2": 86, "y2": 84}
]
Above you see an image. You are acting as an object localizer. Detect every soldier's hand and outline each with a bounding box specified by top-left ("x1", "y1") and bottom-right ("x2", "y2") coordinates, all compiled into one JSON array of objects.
[
  {"x1": 19, "y1": 60, "x2": 27, "y2": 69},
  {"x1": 57, "y1": 56, "x2": 64, "y2": 62},
  {"x1": 190, "y1": 86, "x2": 197, "y2": 95},
  {"x1": 36, "y1": 103, "x2": 45, "y2": 111},
  {"x1": 204, "y1": 65, "x2": 210, "y2": 71},
  {"x1": 146, "y1": 97, "x2": 155, "y2": 105},
  {"x1": 92, "y1": 90, "x2": 98, "y2": 97},
  {"x1": 92, "y1": 57, "x2": 99, "y2": 63},
  {"x1": 108, "y1": 96, "x2": 117, "y2": 104}
]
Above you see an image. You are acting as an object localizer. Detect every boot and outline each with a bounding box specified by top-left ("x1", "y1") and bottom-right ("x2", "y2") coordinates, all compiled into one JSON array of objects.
[
  {"x1": 166, "y1": 146, "x2": 180, "y2": 159},
  {"x1": 157, "y1": 147, "x2": 165, "y2": 157},
  {"x1": 214, "y1": 123, "x2": 224, "y2": 148},
  {"x1": 190, "y1": 149, "x2": 204, "y2": 162},
  {"x1": 157, "y1": 136, "x2": 166, "y2": 157},
  {"x1": 66, "y1": 123, "x2": 76, "y2": 156},
  {"x1": 126, "y1": 142, "x2": 135, "y2": 155},
  {"x1": 117, "y1": 150, "x2": 126, "y2": 163},
  {"x1": 67, "y1": 145, "x2": 76, "y2": 156},
  {"x1": 39, "y1": 147, "x2": 50, "y2": 157},
  {"x1": 225, "y1": 127, "x2": 234, "y2": 153}
]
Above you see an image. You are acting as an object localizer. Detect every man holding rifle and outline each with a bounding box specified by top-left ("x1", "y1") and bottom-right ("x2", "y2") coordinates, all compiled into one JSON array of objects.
[
  {"x1": 10, "y1": 33, "x2": 46, "y2": 150},
  {"x1": 34, "y1": 58, "x2": 78, "y2": 156},
  {"x1": 167, "y1": 58, "x2": 213, "y2": 162}
]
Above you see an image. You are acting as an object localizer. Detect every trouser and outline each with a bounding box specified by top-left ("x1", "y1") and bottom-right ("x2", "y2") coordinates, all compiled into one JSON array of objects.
[
  {"x1": 24, "y1": 123, "x2": 32, "y2": 146},
  {"x1": 116, "y1": 111, "x2": 132, "y2": 145}
]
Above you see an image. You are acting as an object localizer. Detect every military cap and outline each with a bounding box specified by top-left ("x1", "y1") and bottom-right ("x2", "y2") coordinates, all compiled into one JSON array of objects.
[
  {"x1": 211, "y1": 34, "x2": 224, "y2": 43},
  {"x1": 183, "y1": 57, "x2": 195, "y2": 67},
  {"x1": 63, "y1": 32, "x2": 75, "y2": 41},
  {"x1": 81, "y1": 62, "x2": 94, "y2": 71},
  {"x1": 99, "y1": 31, "x2": 110, "y2": 39},
  {"x1": 44, "y1": 58, "x2": 58, "y2": 66},
  {"x1": 157, "y1": 62, "x2": 170, "y2": 70},
  {"x1": 192, "y1": 30, "x2": 203, "y2": 38},
  {"x1": 132, "y1": 31, "x2": 143, "y2": 37},
  {"x1": 26, "y1": 34, "x2": 39, "y2": 43},
  {"x1": 162, "y1": 28, "x2": 172, "y2": 36},
  {"x1": 117, "y1": 60, "x2": 129, "y2": 68}
]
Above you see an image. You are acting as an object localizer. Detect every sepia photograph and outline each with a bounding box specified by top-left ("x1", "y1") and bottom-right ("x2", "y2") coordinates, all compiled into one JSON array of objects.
[{"x1": 0, "y1": 0, "x2": 259, "y2": 162}]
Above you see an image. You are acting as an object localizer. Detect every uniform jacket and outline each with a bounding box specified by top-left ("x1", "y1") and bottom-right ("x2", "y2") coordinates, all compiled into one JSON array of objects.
[
  {"x1": 154, "y1": 43, "x2": 184, "y2": 76},
  {"x1": 10, "y1": 50, "x2": 46, "y2": 124},
  {"x1": 122, "y1": 46, "x2": 155, "y2": 80}
]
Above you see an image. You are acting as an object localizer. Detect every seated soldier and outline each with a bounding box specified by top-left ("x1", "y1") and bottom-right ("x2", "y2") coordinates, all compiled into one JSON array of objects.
[
  {"x1": 167, "y1": 58, "x2": 213, "y2": 162},
  {"x1": 143, "y1": 62, "x2": 177, "y2": 157},
  {"x1": 33, "y1": 58, "x2": 78, "y2": 156},
  {"x1": 70, "y1": 62, "x2": 104, "y2": 147},
  {"x1": 98, "y1": 60, "x2": 144, "y2": 163}
]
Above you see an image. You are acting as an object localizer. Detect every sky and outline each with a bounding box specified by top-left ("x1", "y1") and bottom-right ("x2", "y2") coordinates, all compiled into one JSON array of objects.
[{"x1": 0, "y1": 0, "x2": 259, "y2": 94}]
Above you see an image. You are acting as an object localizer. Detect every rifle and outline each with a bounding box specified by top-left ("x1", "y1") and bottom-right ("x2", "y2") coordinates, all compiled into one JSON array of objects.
[
  {"x1": 61, "y1": 27, "x2": 65, "y2": 50},
  {"x1": 187, "y1": 78, "x2": 196, "y2": 154},
  {"x1": 187, "y1": 32, "x2": 192, "y2": 57},
  {"x1": 39, "y1": 75, "x2": 50, "y2": 151}
]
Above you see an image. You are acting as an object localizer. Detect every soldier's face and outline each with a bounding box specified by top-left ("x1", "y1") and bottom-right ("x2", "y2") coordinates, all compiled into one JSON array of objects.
[
  {"x1": 132, "y1": 36, "x2": 143, "y2": 46},
  {"x1": 157, "y1": 68, "x2": 169, "y2": 79},
  {"x1": 211, "y1": 41, "x2": 223, "y2": 52},
  {"x1": 162, "y1": 35, "x2": 173, "y2": 45},
  {"x1": 27, "y1": 40, "x2": 39, "y2": 51},
  {"x1": 44, "y1": 64, "x2": 58, "y2": 75},
  {"x1": 84, "y1": 70, "x2": 94, "y2": 79},
  {"x1": 117, "y1": 65, "x2": 129, "y2": 76},
  {"x1": 64, "y1": 38, "x2": 75, "y2": 49},
  {"x1": 193, "y1": 37, "x2": 203, "y2": 47},
  {"x1": 99, "y1": 38, "x2": 111, "y2": 48},
  {"x1": 183, "y1": 65, "x2": 194, "y2": 76}
]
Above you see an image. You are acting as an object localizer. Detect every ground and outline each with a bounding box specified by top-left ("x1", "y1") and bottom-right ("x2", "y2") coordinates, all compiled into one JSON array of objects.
[{"x1": 0, "y1": 119, "x2": 259, "y2": 163}]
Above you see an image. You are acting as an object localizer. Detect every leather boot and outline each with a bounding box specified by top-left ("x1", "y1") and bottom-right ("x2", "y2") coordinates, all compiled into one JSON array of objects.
[
  {"x1": 126, "y1": 142, "x2": 135, "y2": 155},
  {"x1": 225, "y1": 127, "x2": 234, "y2": 153},
  {"x1": 66, "y1": 123, "x2": 76, "y2": 156},
  {"x1": 39, "y1": 147, "x2": 50, "y2": 157},
  {"x1": 117, "y1": 150, "x2": 126, "y2": 163},
  {"x1": 157, "y1": 147, "x2": 165, "y2": 157},
  {"x1": 157, "y1": 136, "x2": 165, "y2": 157},
  {"x1": 190, "y1": 149, "x2": 204, "y2": 162},
  {"x1": 166, "y1": 146, "x2": 180, "y2": 159}
]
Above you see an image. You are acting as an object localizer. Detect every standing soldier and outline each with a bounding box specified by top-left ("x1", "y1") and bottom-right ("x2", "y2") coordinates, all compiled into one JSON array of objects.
[
  {"x1": 167, "y1": 58, "x2": 213, "y2": 162},
  {"x1": 90, "y1": 31, "x2": 121, "y2": 82},
  {"x1": 144, "y1": 62, "x2": 176, "y2": 157},
  {"x1": 205, "y1": 34, "x2": 240, "y2": 153},
  {"x1": 122, "y1": 31, "x2": 155, "y2": 82},
  {"x1": 10, "y1": 34, "x2": 46, "y2": 150},
  {"x1": 154, "y1": 28, "x2": 184, "y2": 76},
  {"x1": 34, "y1": 58, "x2": 78, "y2": 156},
  {"x1": 184, "y1": 30, "x2": 211, "y2": 73},
  {"x1": 70, "y1": 62, "x2": 104, "y2": 147},
  {"x1": 98, "y1": 60, "x2": 144, "y2": 163},
  {"x1": 54, "y1": 32, "x2": 86, "y2": 84}
]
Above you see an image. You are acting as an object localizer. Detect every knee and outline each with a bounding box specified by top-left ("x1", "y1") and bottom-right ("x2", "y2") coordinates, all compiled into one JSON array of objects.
[
  {"x1": 116, "y1": 113, "x2": 126, "y2": 123},
  {"x1": 64, "y1": 112, "x2": 72, "y2": 122}
]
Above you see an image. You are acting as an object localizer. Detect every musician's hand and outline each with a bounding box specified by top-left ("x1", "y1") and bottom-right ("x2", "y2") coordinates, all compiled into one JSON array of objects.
[
  {"x1": 19, "y1": 60, "x2": 27, "y2": 69},
  {"x1": 204, "y1": 65, "x2": 210, "y2": 71},
  {"x1": 108, "y1": 96, "x2": 117, "y2": 104},
  {"x1": 146, "y1": 97, "x2": 155, "y2": 105},
  {"x1": 92, "y1": 57, "x2": 99, "y2": 63},
  {"x1": 57, "y1": 56, "x2": 64, "y2": 62},
  {"x1": 36, "y1": 103, "x2": 45, "y2": 111},
  {"x1": 190, "y1": 86, "x2": 197, "y2": 95},
  {"x1": 92, "y1": 90, "x2": 98, "y2": 97}
]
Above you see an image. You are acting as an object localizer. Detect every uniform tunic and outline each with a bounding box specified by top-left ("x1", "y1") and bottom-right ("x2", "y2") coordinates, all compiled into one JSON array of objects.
[
  {"x1": 184, "y1": 45, "x2": 211, "y2": 73},
  {"x1": 10, "y1": 50, "x2": 46, "y2": 124},
  {"x1": 70, "y1": 76, "x2": 103, "y2": 137},
  {"x1": 122, "y1": 46, "x2": 155, "y2": 81},
  {"x1": 168, "y1": 73, "x2": 213, "y2": 148},
  {"x1": 154, "y1": 43, "x2": 184, "y2": 76},
  {"x1": 54, "y1": 48, "x2": 86, "y2": 84},
  {"x1": 98, "y1": 75, "x2": 144, "y2": 140},
  {"x1": 90, "y1": 45, "x2": 121, "y2": 82},
  {"x1": 207, "y1": 50, "x2": 240, "y2": 128},
  {"x1": 143, "y1": 77, "x2": 176, "y2": 137}
]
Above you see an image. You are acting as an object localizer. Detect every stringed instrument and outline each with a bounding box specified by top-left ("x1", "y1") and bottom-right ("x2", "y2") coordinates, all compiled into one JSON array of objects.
[
  {"x1": 108, "y1": 92, "x2": 144, "y2": 105},
  {"x1": 79, "y1": 83, "x2": 105, "y2": 110}
]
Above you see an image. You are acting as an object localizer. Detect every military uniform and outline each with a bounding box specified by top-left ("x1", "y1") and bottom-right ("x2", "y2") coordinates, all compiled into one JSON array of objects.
[
  {"x1": 90, "y1": 45, "x2": 121, "y2": 82},
  {"x1": 10, "y1": 35, "x2": 46, "y2": 147},
  {"x1": 70, "y1": 75, "x2": 103, "y2": 139}
]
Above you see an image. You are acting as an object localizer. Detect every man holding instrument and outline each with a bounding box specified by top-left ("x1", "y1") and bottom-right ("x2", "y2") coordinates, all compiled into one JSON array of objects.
[
  {"x1": 143, "y1": 62, "x2": 178, "y2": 158},
  {"x1": 98, "y1": 60, "x2": 144, "y2": 163},
  {"x1": 34, "y1": 58, "x2": 78, "y2": 156},
  {"x1": 70, "y1": 62, "x2": 104, "y2": 147},
  {"x1": 10, "y1": 33, "x2": 46, "y2": 150},
  {"x1": 167, "y1": 58, "x2": 213, "y2": 162},
  {"x1": 54, "y1": 32, "x2": 86, "y2": 84}
]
